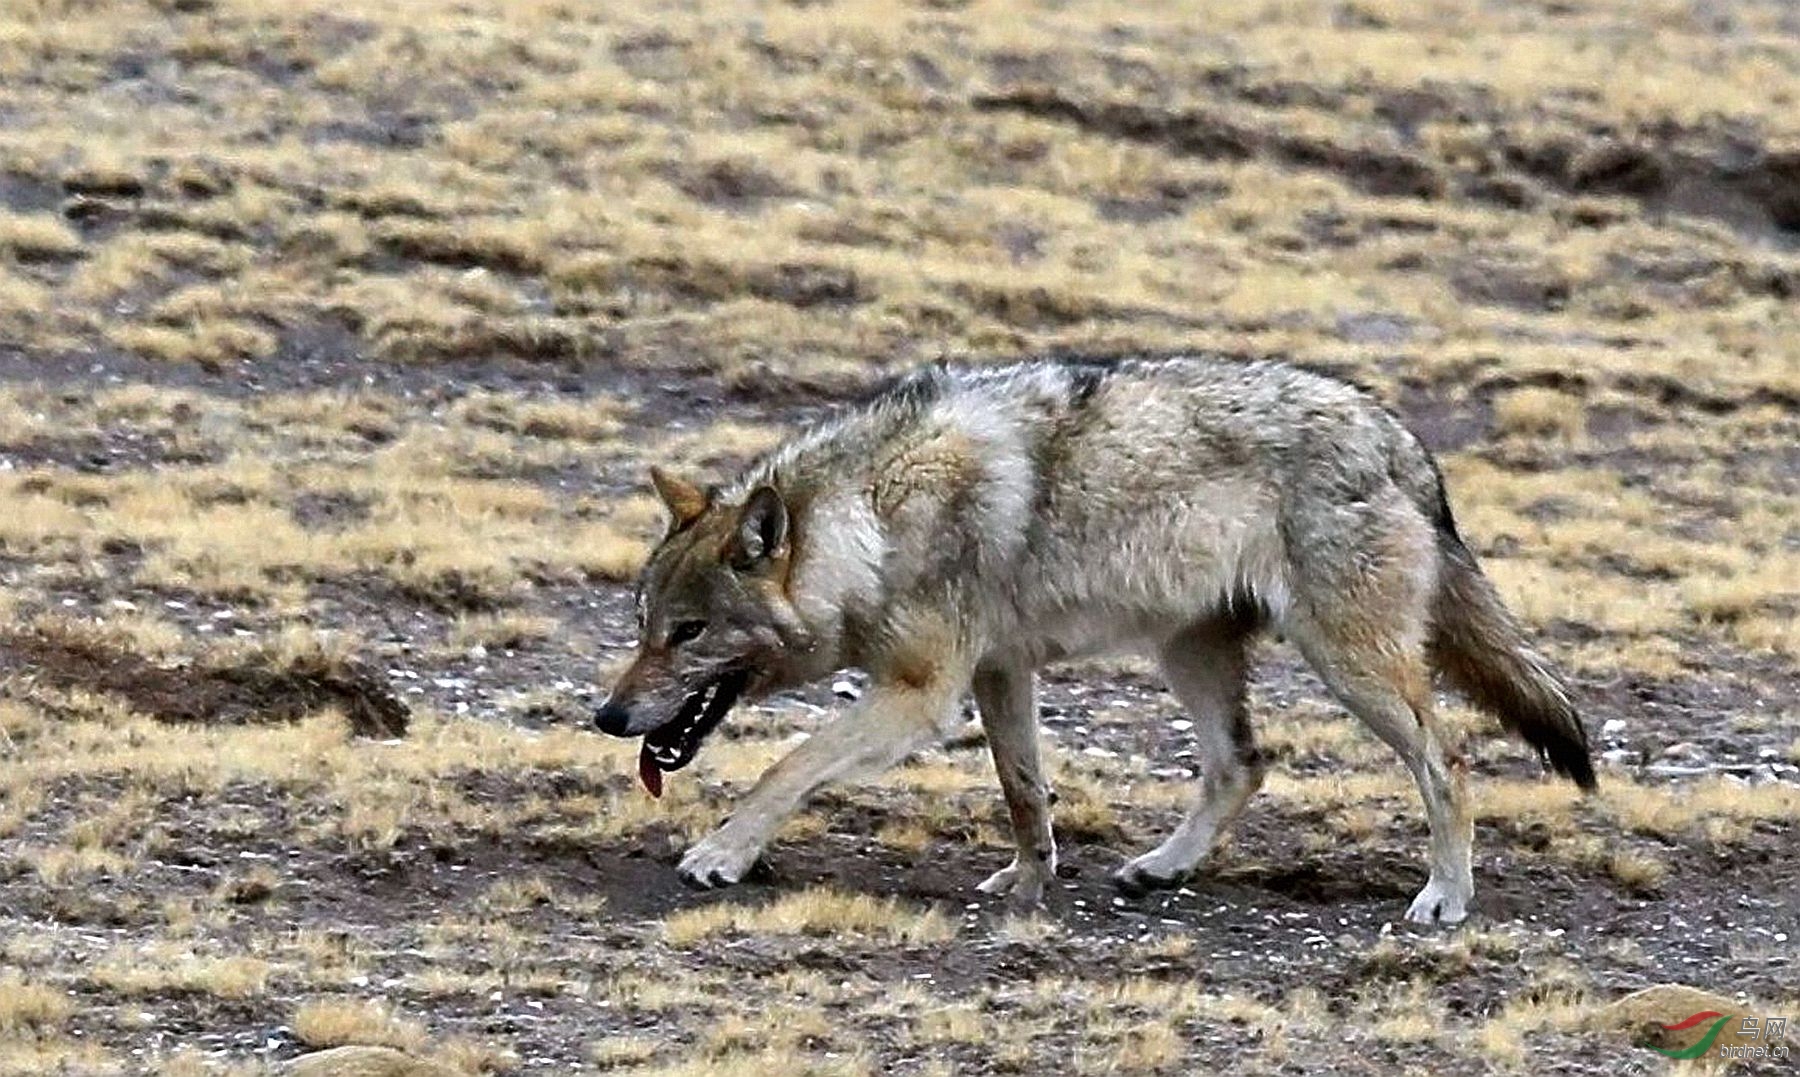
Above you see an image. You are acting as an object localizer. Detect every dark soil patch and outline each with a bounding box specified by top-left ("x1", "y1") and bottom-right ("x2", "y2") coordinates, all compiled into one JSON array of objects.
[
  {"x1": 1394, "y1": 379, "x2": 1493, "y2": 453},
  {"x1": 1448, "y1": 254, "x2": 1573, "y2": 312},
  {"x1": 0, "y1": 627, "x2": 409, "y2": 737},
  {"x1": 971, "y1": 88, "x2": 1445, "y2": 199},
  {"x1": 672, "y1": 158, "x2": 795, "y2": 211},
  {"x1": 0, "y1": 169, "x2": 63, "y2": 212},
  {"x1": 307, "y1": 111, "x2": 437, "y2": 150},
  {"x1": 1506, "y1": 133, "x2": 1800, "y2": 245},
  {"x1": 974, "y1": 87, "x2": 1800, "y2": 248},
  {"x1": 289, "y1": 490, "x2": 374, "y2": 531},
  {"x1": 1094, "y1": 184, "x2": 1215, "y2": 223},
  {"x1": 0, "y1": 427, "x2": 220, "y2": 474},
  {"x1": 62, "y1": 169, "x2": 146, "y2": 199}
]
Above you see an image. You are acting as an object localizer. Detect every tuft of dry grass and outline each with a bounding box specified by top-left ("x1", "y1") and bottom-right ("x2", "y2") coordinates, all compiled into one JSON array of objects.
[
  {"x1": 292, "y1": 998, "x2": 430, "y2": 1053},
  {"x1": 908, "y1": 1004, "x2": 988, "y2": 1046},
  {"x1": 1600, "y1": 777, "x2": 1800, "y2": 839},
  {"x1": 590, "y1": 1037, "x2": 661, "y2": 1070},
  {"x1": 1493, "y1": 387, "x2": 1588, "y2": 442},
  {"x1": 0, "y1": 211, "x2": 82, "y2": 262},
  {"x1": 1363, "y1": 979, "x2": 1444, "y2": 1046},
  {"x1": 91, "y1": 952, "x2": 271, "y2": 1001},
  {"x1": 1109, "y1": 1021, "x2": 1184, "y2": 1072},
  {"x1": 1606, "y1": 849, "x2": 1670, "y2": 895},
  {"x1": 0, "y1": 972, "x2": 72, "y2": 1037},
  {"x1": 663, "y1": 888, "x2": 956, "y2": 947}
]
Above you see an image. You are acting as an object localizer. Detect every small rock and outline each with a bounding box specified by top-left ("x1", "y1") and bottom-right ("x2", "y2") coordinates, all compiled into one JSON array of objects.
[
  {"x1": 831, "y1": 679, "x2": 860, "y2": 700},
  {"x1": 1601, "y1": 718, "x2": 1626, "y2": 735}
]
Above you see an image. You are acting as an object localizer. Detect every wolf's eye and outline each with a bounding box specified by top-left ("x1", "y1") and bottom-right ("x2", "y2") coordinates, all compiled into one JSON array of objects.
[{"x1": 668, "y1": 620, "x2": 708, "y2": 647}]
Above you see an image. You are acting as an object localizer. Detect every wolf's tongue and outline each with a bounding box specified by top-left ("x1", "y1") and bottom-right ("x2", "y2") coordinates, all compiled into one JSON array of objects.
[{"x1": 637, "y1": 746, "x2": 664, "y2": 798}]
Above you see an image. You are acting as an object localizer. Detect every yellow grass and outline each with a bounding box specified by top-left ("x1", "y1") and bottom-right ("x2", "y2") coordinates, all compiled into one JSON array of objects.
[
  {"x1": 663, "y1": 888, "x2": 956, "y2": 946},
  {"x1": 0, "y1": 972, "x2": 72, "y2": 1036},
  {"x1": 0, "y1": 0, "x2": 1793, "y2": 1074},
  {"x1": 90, "y1": 952, "x2": 271, "y2": 1001},
  {"x1": 292, "y1": 999, "x2": 429, "y2": 1053},
  {"x1": 0, "y1": 211, "x2": 81, "y2": 261},
  {"x1": 1493, "y1": 387, "x2": 1588, "y2": 442}
]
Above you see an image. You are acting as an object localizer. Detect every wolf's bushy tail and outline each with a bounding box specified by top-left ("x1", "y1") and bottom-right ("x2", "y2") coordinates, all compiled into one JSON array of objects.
[{"x1": 1428, "y1": 533, "x2": 1597, "y2": 790}]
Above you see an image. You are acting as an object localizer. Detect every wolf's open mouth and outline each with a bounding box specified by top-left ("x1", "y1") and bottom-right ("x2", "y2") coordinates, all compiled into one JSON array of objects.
[{"x1": 637, "y1": 668, "x2": 750, "y2": 797}]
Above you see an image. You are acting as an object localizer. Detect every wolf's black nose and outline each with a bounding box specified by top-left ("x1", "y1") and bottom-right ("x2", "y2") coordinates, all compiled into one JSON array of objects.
[{"x1": 594, "y1": 701, "x2": 634, "y2": 737}]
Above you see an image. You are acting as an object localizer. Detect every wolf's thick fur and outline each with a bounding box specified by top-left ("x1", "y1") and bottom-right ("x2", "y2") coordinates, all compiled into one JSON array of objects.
[
  {"x1": 599, "y1": 356, "x2": 1594, "y2": 924},
  {"x1": 1432, "y1": 536, "x2": 1595, "y2": 788}
]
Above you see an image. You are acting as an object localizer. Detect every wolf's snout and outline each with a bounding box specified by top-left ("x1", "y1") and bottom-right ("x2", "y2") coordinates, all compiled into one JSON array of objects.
[{"x1": 594, "y1": 700, "x2": 635, "y2": 737}]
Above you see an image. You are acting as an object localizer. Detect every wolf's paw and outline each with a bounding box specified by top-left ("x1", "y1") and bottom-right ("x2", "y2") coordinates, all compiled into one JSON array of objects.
[
  {"x1": 976, "y1": 852, "x2": 1054, "y2": 908},
  {"x1": 677, "y1": 832, "x2": 761, "y2": 889},
  {"x1": 1112, "y1": 854, "x2": 1191, "y2": 897},
  {"x1": 1404, "y1": 876, "x2": 1471, "y2": 925}
]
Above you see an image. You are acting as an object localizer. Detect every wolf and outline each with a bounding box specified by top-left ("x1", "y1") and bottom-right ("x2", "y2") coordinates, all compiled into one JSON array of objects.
[{"x1": 594, "y1": 355, "x2": 1595, "y2": 924}]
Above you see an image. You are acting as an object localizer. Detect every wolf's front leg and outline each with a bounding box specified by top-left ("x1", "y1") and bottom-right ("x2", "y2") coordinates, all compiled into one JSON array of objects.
[{"x1": 678, "y1": 671, "x2": 969, "y2": 888}]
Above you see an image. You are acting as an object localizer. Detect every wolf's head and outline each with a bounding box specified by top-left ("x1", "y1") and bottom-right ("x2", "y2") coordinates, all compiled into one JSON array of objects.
[{"x1": 595, "y1": 467, "x2": 812, "y2": 795}]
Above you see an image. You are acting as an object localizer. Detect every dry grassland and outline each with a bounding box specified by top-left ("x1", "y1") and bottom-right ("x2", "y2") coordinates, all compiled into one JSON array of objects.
[{"x1": 0, "y1": 0, "x2": 1796, "y2": 1073}]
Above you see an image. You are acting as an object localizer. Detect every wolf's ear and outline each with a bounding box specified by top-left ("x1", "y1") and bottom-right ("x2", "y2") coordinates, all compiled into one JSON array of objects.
[
  {"x1": 650, "y1": 466, "x2": 708, "y2": 529},
  {"x1": 728, "y1": 485, "x2": 789, "y2": 569}
]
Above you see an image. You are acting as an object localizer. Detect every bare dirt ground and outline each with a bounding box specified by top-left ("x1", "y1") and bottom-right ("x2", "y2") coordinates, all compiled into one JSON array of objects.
[{"x1": 0, "y1": 0, "x2": 1797, "y2": 1074}]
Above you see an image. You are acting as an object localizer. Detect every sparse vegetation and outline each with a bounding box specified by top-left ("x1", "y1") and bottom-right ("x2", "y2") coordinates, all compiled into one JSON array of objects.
[
  {"x1": 662, "y1": 888, "x2": 956, "y2": 946},
  {"x1": 292, "y1": 998, "x2": 430, "y2": 1053},
  {"x1": 0, "y1": 0, "x2": 1792, "y2": 1073},
  {"x1": 0, "y1": 972, "x2": 72, "y2": 1037}
]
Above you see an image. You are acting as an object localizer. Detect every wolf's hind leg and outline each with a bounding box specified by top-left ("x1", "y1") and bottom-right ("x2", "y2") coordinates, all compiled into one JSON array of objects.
[
  {"x1": 1114, "y1": 616, "x2": 1263, "y2": 895},
  {"x1": 972, "y1": 658, "x2": 1056, "y2": 907},
  {"x1": 1290, "y1": 618, "x2": 1473, "y2": 925}
]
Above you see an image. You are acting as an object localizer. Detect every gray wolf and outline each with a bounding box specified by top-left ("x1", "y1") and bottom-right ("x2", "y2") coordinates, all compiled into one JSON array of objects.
[{"x1": 594, "y1": 356, "x2": 1595, "y2": 924}]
